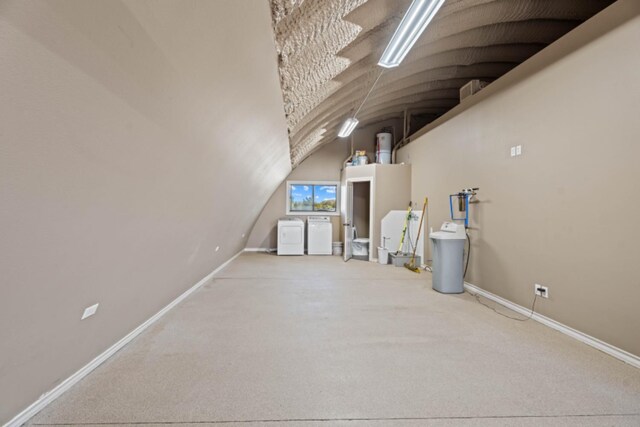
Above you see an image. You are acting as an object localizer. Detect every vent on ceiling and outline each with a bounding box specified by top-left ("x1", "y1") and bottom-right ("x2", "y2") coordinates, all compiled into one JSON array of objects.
[{"x1": 460, "y1": 80, "x2": 488, "y2": 102}]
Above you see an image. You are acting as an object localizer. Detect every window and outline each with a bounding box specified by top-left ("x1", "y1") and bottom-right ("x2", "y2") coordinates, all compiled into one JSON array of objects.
[{"x1": 286, "y1": 181, "x2": 339, "y2": 215}]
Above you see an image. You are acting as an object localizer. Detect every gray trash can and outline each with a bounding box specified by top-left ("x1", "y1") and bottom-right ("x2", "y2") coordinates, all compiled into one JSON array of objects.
[{"x1": 430, "y1": 224, "x2": 467, "y2": 294}]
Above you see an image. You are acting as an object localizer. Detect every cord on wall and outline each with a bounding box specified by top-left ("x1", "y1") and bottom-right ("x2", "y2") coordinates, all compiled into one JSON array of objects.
[
  {"x1": 472, "y1": 292, "x2": 538, "y2": 322},
  {"x1": 464, "y1": 282, "x2": 640, "y2": 368}
]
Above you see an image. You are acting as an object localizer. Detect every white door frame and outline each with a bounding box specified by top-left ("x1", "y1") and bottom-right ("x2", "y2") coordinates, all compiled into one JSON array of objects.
[{"x1": 345, "y1": 177, "x2": 375, "y2": 262}]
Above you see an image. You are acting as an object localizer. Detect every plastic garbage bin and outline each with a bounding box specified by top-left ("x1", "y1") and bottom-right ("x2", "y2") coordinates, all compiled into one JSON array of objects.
[{"x1": 430, "y1": 222, "x2": 467, "y2": 294}]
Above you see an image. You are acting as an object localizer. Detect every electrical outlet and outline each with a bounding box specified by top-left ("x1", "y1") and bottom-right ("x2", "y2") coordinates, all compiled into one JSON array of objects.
[
  {"x1": 516, "y1": 145, "x2": 522, "y2": 155},
  {"x1": 534, "y1": 284, "x2": 549, "y2": 298},
  {"x1": 81, "y1": 303, "x2": 99, "y2": 320},
  {"x1": 510, "y1": 146, "x2": 516, "y2": 157}
]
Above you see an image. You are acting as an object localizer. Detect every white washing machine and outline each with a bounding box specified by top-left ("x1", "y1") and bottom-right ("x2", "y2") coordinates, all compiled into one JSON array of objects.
[
  {"x1": 277, "y1": 217, "x2": 304, "y2": 255},
  {"x1": 307, "y1": 217, "x2": 332, "y2": 255}
]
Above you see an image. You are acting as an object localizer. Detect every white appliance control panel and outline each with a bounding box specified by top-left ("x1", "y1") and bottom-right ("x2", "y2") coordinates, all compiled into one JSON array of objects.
[
  {"x1": 308, "y1": 216, "x2": 330, "y2": 222},
  {"x1": 441, "y1": 222, "x2": 463, "y2": 233}
]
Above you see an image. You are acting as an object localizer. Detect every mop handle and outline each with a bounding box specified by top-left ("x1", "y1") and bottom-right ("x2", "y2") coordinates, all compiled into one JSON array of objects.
[
  {"x1": 410, "y1": 197, "x2": 428, "y2": 261},
  {"x1": 397, "y1": 203, "x2": 412, "y2": 253}
]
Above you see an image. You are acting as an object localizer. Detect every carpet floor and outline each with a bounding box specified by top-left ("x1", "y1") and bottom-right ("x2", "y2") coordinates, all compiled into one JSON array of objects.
[{"x1": 29, "y1": 253, "x2": 640, "y2": 426}]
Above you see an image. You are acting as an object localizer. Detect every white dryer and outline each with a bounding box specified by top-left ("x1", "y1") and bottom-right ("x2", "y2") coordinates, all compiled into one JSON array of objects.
[
  {"x1": 277, "y1": 217, "x2": 304, "y2": 255},
  {"x1": 307, "y1": 217, "x2": 332, "y2": 255}
]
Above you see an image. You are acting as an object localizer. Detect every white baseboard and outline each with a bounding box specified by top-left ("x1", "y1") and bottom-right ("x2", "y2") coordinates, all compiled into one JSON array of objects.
[
  {"x1": 464, "y1": 282, "x2": 640, "y2": 369},
  {"x1": 244, "y1": 247, "x2": 275, "y2": 253},
  {"x1": 4, "y1": 250, "x2": 244, "y2": 427}
]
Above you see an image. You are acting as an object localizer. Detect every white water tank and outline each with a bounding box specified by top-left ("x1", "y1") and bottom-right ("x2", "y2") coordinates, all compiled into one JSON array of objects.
[
  {"x1": 376, "y1": 132, "x2": 392, "y2": 164},
  {"x1": 430, "y1": 222, "x2": 466, "y2": 293}
]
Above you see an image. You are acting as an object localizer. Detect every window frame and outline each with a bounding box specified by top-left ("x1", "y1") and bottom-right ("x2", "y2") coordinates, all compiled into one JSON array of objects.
[{"x1": 285, "y1": 180, "x2": 340, "y2": 216}]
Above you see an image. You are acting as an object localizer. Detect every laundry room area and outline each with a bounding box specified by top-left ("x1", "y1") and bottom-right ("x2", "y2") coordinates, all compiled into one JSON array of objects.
[
  {"x1": 246, "y1": 120, "x2": 403, "y2": 255},
  {"x1": 246, "y1": 124, "x2": 417, "y2": 264}
]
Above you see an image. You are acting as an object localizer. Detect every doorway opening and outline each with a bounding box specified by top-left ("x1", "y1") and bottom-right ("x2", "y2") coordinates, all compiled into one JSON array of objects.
[
  {"x1": 344, "y1": 179, "x2": 373, "y2": 262},
  {"x1": 352, "y1": 181, "x2": 370, "y2": 261}
]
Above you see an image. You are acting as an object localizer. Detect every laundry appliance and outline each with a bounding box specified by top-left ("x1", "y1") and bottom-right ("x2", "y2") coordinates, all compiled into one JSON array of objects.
[
  {"x1": 307, "y1": 216, "x2": 332, "y2": 255},
  {"x1": 277, "y1": 217, "x2": 305, "y2": 255}
]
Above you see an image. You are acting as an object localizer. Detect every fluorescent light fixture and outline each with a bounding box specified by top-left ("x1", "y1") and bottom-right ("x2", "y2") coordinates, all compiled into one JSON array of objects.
[
  {"x1": 378, "y1": 0, "x2": 445, "y2": 68},
  {"x1": 338, "y1": 117, "x2": 359, "y2": 137}
]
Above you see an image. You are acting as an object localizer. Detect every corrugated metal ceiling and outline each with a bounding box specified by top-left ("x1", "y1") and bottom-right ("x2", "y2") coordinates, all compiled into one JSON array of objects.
[{"x1": 270, "y1": 0, "x2": 615, "y2": 165}]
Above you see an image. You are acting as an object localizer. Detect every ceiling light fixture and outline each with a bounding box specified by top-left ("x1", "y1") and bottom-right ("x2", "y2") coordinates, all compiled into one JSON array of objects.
[
  {"x1": 378, "y1": 0, "x2": 445, "y2": 68},
  {"x1": 338, "y1": 117, "x2": 359, "y2": 138}
]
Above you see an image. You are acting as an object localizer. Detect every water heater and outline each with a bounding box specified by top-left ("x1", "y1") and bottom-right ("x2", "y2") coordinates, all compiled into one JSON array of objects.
[{"x1": 376, "y1": 132, "x2": 392, "y2": 164}]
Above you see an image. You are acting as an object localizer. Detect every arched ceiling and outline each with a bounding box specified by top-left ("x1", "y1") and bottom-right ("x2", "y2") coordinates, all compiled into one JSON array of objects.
[{"x1": 269, "y1": 0, "x2": 615, "y2": 165}]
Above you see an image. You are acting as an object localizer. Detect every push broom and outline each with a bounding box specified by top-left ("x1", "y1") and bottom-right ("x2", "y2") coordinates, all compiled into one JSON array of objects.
[{"x1": 405, "y1": 197, "x2": 428, "y2": 273}]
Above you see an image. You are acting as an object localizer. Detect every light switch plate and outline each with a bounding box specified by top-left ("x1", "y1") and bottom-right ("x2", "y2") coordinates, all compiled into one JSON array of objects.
[
  {"x1": 516, "y1": 145, "x2": 522, "y2": 155},
  {"x1": 510, "y1": 146, "x2": 516, "y2": 157},
  {"x1": 81, "y1": 303, "x2": 99, "y2": 320}
]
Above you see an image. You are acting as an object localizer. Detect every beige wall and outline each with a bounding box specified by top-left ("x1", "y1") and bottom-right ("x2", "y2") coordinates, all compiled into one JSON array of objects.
[
  {"x1": 368, "y1": 165, "x2": 412, "y2": 259},
  {"x1": 398, "y1": 0, "x2": 640, "y2": 356},
  {"x1": 0, "y1": 0, "x2": 290, "y2": 423},
  {"x1": 247, "y1": 141, "x2": 349, "y2": 249}
]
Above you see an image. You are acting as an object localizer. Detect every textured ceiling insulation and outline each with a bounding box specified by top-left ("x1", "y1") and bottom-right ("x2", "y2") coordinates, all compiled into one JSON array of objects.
[{"x1": 270, "y1": 0, "x2": 615, "y2": 166}]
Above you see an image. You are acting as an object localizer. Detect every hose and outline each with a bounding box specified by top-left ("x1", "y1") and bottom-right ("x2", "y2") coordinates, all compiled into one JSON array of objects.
[{"x1": 464, "y1": 231, "x2": 471, "y2": 278}]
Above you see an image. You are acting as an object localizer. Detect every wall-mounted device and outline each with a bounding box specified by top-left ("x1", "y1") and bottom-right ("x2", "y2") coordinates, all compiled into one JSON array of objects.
[
  {"x1": 460, "y1": 79, "x2": 488, "y2": 101},
  {"x1": 450, "y1": 188, "x2": 479, "y2": 228}
]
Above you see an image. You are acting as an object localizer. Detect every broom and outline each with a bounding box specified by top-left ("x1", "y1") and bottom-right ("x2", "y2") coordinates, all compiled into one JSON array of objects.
[{"x1": 405, "y1": 197, "x2": 428, "y2": 273}]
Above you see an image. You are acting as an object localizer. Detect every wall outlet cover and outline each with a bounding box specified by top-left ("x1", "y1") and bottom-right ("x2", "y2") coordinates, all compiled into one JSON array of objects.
[
  {"x1": 534, "y1": 284, "x2": 549, "y2": 298},
  {"x1": 516, "y1": 145, "x2": 522, "y2": 155},
  {"x1": 81, "y1": 303, "x2": 99, "y2": 320},
  {"x1": 510, "y1": 146, "x2": 516, "y2": 157}
]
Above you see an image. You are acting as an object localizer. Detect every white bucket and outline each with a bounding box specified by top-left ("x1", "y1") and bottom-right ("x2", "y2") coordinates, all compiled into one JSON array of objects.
[
  {"x1": 354, "y1": 155, "x2": 369, "y2": 166},
  {"x1": 378, "y1": 247, "x2": 389, "y2": 264},
  {"x1": 332, "y1": 242, "x2": 343, "y2": 256}
]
